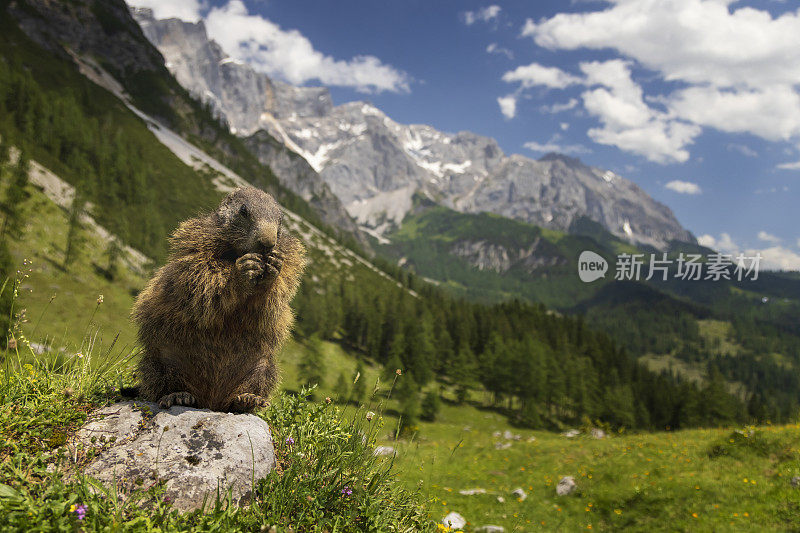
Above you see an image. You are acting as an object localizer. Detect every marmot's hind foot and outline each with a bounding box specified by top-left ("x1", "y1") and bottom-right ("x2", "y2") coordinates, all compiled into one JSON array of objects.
[
  {"x1": 158, "y1": 391, "x2": 198, "y2": 409},
  {"x1": 230, "y1": 393, "x2": 269, "y2": 413}
]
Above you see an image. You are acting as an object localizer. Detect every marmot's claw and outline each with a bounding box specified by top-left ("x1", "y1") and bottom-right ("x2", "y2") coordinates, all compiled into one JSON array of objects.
[
  {"x1": 231, "y1": 393, "x2": 269, "y2": 412},
  {"x1": 159, "y1": 391, "x2": 198, "y2": 409},
  {"x1": 261, "y1": 253, "x2": 283, "y2": 282},
  {"x1": 236, "y1": 253, "x2": 266, "y2": 285}
]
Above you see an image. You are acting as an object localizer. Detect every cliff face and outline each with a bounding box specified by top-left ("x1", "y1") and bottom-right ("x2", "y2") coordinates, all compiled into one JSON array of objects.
[{"x1": 133, "y1": 9, "x2": 695, "y2": 250}]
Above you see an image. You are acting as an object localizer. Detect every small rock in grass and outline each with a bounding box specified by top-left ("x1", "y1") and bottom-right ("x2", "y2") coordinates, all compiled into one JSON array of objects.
[
  {"x1": 591, "y1": 428, "x2": 606, "y2": 439},
  {"x1": 511, "y1": 487, "x2": 527, "y2": 501},
  {"x1": 442, "y1": 511, "x2": 466, "y2": 529},
  {"x1": 556, "y1": 476, "x2": 577, "y2": 496},
  {"x1": 791, "y1": 476, "x2": 800, "y2": 488},
  {"x1": 459, "y1": 488, "x2": 487, "y2": 496},
  {"x1": 493, "y1": 431, "x2": 501, "y2": 437},
  {"x1": 562, "y1": 429, "x2": 580, "y2": 438},
  {"x1": 527, "y1": 436, "x2": 537, "y2": 442},
  {"x1": 494, "y1": 442, "x2": 511, "y2": 450},
  {"x1": 475, "y1": 526, "x2": 505, "y2": 533},
  {"x1": 373, "y1": 445, "x2": 395, "y2": 456},
  {"x1": 496, "y1": 495, "x2": 505, "y2": 503}
]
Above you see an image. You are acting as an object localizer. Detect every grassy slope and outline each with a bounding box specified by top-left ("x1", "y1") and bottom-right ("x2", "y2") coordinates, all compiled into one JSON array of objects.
[
  {"x1": 387, "y1": 403, "x2": 800, "y2": 531},
  {"x1": 4, "y1": 167, "x2": 800, "y2": 531}
]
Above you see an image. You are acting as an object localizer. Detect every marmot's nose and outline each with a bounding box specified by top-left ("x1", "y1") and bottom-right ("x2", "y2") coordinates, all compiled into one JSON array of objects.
[{"x1": 257, "y1": 224, "x2": 278, "y2": 252}]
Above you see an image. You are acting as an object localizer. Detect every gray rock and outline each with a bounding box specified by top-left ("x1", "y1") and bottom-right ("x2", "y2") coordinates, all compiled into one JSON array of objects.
[
  {"x1": 556, "y1": 476, "x2": 577, "y2": 496},
  {"x1": 442, "y1": 511, "x2": 466, "y2": 529},
  {"x1": 511, "y1": 487, "x2": 527, "y2": 501},
  {"x1": 373, "y1": 445, "x2": 395, "y2": 456},
  {"x1": 562, "y1": 429, "x2": 580, "y2": 438},
  {"x1": 475, "y1": 526, "x2": 505, "y2": 533},
  {"x1": 29, "y1": 342, "x2": 49, "y2": 355},
  {"x1": 496, "y1": 495, "x2": 505, "y2": 503},
  {"x1": 494, "y1": 442, "x2": 512, "y2": 450},
  {"x1": 591, "y1": 428, "x2": 606, "y2": 439},
  {"x1": 791, "y1": 476, "x2": 800, "y2": 488},
  {"x1": 75, "y1": 401, "x2": 276, "y2": 512},
  {"x1": 459, "y1": 488, "x2": 486, "y2": 496}
]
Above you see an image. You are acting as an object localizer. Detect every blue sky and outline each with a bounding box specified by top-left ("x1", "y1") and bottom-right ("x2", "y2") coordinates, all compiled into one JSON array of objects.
[{"x1": 132, "y1": 0, "x2": 800, "y2": 269}]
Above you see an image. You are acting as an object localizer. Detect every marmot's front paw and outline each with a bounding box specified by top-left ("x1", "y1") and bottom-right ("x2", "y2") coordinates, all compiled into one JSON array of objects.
[
  {"x1": 159, "y1": 391, "x2": 198, "y2": 409},
  {"x1": 235, "y1": 253, "x2": 265, "y2": 286},
  {"x1": 230, "y1": 393, "x2": 269, "y2": 413},
  {"x1": 262, "y1": 250, "x2": 284, "y2": 283}
]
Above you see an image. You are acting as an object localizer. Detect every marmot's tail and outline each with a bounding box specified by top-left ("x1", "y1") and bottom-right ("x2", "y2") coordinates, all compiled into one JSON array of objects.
[{"x1": 120, "y1": 386, "x2": 141, "y2": 398}]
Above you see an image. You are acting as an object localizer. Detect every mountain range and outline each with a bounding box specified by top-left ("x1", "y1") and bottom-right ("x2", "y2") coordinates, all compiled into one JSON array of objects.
[{"x1": 132, "y1": 7, "x2": 695, "y2": 251}]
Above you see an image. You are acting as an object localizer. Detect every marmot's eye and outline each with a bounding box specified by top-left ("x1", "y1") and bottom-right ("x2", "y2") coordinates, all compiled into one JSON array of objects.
[{"x1": 239, "y1": 204, "x2": 249, "y2": 218}]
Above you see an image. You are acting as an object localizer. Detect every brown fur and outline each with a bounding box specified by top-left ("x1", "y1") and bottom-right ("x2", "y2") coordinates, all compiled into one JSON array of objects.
[{"x1": 132, "y1": 187, "x2": 305, "y2": 412}]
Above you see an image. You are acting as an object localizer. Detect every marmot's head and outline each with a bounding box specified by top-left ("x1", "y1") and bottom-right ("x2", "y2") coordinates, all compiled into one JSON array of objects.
[{"x1": 216, "y1": 187, "x2": 284, "y2": 258}]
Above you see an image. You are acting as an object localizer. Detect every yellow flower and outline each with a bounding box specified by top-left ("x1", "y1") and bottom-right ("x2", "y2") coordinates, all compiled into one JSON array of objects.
[
  {"x1": 692, "y1": 512, "x2": 698, "y2": 518},
  {"x1": 69, "y1": 504, "x2": 76, "y2": 513},
  {"x1": 614, "y1": 509, "x2": 622, "y2": 515}
]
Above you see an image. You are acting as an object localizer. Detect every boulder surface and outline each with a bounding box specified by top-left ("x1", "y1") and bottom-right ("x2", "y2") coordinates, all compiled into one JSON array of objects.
[{"x1": 75, "y1": 401, "x2": 276, "y2": 511}]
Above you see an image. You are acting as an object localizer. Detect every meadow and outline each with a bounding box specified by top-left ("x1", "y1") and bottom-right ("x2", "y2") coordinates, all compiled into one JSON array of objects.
[{"x1": 2, "y1": 180, "x2": 800, "y2": 531}]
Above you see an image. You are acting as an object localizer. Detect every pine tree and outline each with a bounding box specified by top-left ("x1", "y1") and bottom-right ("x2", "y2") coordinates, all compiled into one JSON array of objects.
[
  {"x1": 396, "y1": 374, "x2": 420, "y2": 436},
  {"x1": 104, "y1": 237, "x2": 123, "y2": 280},
  {"x1": 63, "y1": 188, "x2": 87, "y2": 269},
  {"x1": 0, "y1": 150, "x2": 29, "y2": 239},
  {"x1": 420, "y1": 389, "x2": 441, "y2": 421},
  {"x1": 334, "y1": 372, "x2": 350, "y2": 403},
  {"x1": 297, "y1": 335, "x2": 326, "y2": 397},
  {"x1": 450, "y1": 343, "x2": 478, "y2": 404},
  {"x1": 351, "y1": 360, "x2": 366, "y2": 405}
]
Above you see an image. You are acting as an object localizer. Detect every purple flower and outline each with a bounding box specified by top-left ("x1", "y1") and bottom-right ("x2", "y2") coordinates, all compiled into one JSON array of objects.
[
  {"x1": 341, "y1": 486, "x2": 353, "y2": 496},
  {"x1": 285, "y1": 437, "x2": 295, "y2": 445},
  {"x1": 72, "y1": 504, "x2": 87, "y2": 520}
]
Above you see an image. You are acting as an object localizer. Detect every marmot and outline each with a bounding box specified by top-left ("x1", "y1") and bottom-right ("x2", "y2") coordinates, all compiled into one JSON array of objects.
[{"x1": 131, "y1": 187, "x2": 305, "y2": 412}]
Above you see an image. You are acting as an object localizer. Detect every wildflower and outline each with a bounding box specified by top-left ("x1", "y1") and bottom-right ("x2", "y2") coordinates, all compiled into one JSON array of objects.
[
  {"x1": 614, "y1": 509, "x2": 622, "y2": 515},
  {"x1": 97, "y1": 295, "x2": 104, "y2": 305},
  {"x1": 341, "y1": 486, "x2": 353, "y2": 496},
  {"x1": 692, "y1": 512, "x2": 698, "y2": 518},
  {"x1": 325, "y1": 396, "x2": 332, "y2": 404},
  {"x1": 395, "y1": 368, "x2": 402, "y2": 375},
  {"x1": 285, "y1": 437, "x2": 295, "y2": 445},
  {"x1": 366, "y1": 411, "x2": 375, "y2": 421},
  {"x1": 70, "y1": 504, "x2": 87, "y2": 520}
]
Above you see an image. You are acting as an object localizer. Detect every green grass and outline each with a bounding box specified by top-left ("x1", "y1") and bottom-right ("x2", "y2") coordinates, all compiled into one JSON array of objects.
[{"x1": 383, "y1": 395, "x2": 800, "y2": 531}]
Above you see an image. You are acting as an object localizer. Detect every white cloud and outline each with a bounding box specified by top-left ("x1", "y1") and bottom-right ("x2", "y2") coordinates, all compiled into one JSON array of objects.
[
  {"x1": 521, "y1": 0, "x2": 800, "y2": 89},
  {"x1": 579, "y1": 60, "x2": 700, "y2": 163},
  {"x1": 665, "y1": 180, "x2": 702, "y2": 194},
  {"x1": 669, "y1": 85, "x2": 800, "y2": 141},
  {"x1": 501, "y1": 62, "x2": 581, "y2": 89},
  {"x1": 129, "y1": 0, "x2": 203, "y2": 22},
  {"x1": 539, "y1": 98, "x2": 579, "y2": 114},
  {"x1": 524, "y1": 134, "x2": 590, "y2": 155},
  {"x1": 486, "y1": 43, "x2": 514, "y2": 59},
  {"x1": 515, "y1": 0, "x2": 800, "y2": 161},
  {"x1": 497, "y1": 95, "x2": 517, "y2": 119},
  {"x1": 560, "y1": 122, "x2": 569, "y2": 131},
  {"x1": 202, "y1": 1, "x2": 409, "y2": 93},
  {"x1": 727, "y1": 143, "x2": 758, "y2": 157},
  {"x1": 777, "y1": 160, "x2": 800, "y2": 170},
  {"x1": 697, "y1": 232, "x2": 800, "y2": 271},
  {"x1": 758, "y1": 231, "x2": 781, "y2": 244},
  {"x1": 463, "y1": 5, "x2": 501, "y2": 25}
]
